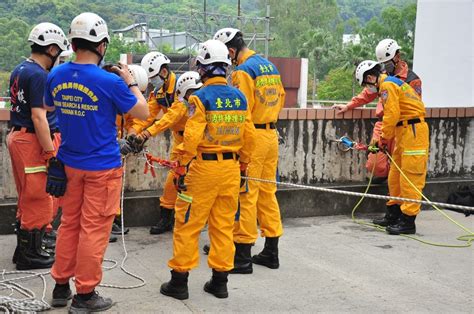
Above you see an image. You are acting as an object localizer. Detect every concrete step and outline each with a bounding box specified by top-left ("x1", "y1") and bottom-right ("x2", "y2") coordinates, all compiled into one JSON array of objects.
[{"x1": 0, "y1": 178, "x2": 472, "y2": 234}]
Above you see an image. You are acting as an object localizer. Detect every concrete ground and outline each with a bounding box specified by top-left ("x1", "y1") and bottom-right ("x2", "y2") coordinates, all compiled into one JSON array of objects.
[{"x1": 0, "y1": 211, "x2": 472, "y2": 313}]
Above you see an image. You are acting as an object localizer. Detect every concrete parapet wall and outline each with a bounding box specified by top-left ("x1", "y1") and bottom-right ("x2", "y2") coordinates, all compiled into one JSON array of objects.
[{"x1": 0, "y1": 107, "x2": 473, "y2": 199}]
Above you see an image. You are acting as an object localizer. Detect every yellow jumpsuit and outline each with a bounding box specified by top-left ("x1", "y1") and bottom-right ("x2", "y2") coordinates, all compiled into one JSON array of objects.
[
  {"x1": 168, "y1": 77, "x2": 256, "y2": 272},
  {"x1": 380, "y1": 74, "x2": 429, "y2": 216},
  {"x1": 144, "y1": 100, "x2": 189, "y2": 210},
  {"x1": 231, "y1": 49, "x2": 286, "y2": 244}
]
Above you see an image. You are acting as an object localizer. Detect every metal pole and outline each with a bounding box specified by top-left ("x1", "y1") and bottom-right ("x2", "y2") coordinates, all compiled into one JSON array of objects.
[
  {"x1": 265, "y1": 2, "x2": 270, "y2": 58},
  {"x1": 203, "y1": 0, "x2": 207, "y2": 37}
]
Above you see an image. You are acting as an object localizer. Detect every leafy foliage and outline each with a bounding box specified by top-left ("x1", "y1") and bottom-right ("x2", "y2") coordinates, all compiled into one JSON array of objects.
[{"x1": 0, "y1": 0, "x2": 418, "y2": 99}]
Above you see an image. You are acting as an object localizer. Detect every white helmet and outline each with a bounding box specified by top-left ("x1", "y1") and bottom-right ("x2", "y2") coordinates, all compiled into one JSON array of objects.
[
  {"x1": 140, "y1": 52, "x2": 171, "y2": 78},
  {"x1": 375, "y1": 38, "x2": 401, "y2": 63},
  {"x1": 176, "y1": 71, "x2": 203, "y2": 97},
  {"x1": 128, "y1": 65, "x2": 149, "y2": 92},
  {"x1": 355, "y1": 60, "x2": 379, "y2": 86},
  {"x1": 213, "y1": 27, "x2": 241, "y2": 45},
  {"x1": 28, "y1": 22, "x2": 69, "y2": 51},
  {"x1": 68, "y1": 12, "x2": 110, "y2": 43},
  {"x1": 196, "y1": 40, "x2": 231, "y2": 66}
]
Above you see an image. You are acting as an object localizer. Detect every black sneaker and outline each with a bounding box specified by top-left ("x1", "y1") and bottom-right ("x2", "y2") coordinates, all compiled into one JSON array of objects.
[
  {"x1": 69, "y1": 291, "x2": 113, "y2": 313},
  {"x1": 51, "y1": 283, "x2": 72, "y2": 307},
  {"x1": 111, "y1": 222, "x2": 129, "y2": 235}
]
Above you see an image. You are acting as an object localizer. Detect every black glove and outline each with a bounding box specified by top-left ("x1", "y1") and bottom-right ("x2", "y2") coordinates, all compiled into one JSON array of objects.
[
  {"x1": 126, "y1": 134, "x2": 147, "y2": 153},
  {"x1": 46, "y1": 157, "x2": 67, "y2": 197},
  {"x1": 173, "y1": 166, "x2": 187, "y2": 192},
  {"x1": 118, "y1": 138, "x2": 133, "y2": 155}
]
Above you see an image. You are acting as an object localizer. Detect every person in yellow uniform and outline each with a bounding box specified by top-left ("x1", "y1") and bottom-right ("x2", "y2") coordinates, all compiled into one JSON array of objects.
[
  {"x1": 160, "y1": 40, "x2": 256, "y2": 300},
  {"x1": 214, "y1": 28, "x2": 285, "y2": 273},
  {"x1": 136, "y1": 71, "x2": 203, "y2": 235},
  {"x1": 355, "y1": 60, "x2": 429, "y2": 234},
  {"x1": 128, "y1": 51, "x2": 178, "y2": 234}
]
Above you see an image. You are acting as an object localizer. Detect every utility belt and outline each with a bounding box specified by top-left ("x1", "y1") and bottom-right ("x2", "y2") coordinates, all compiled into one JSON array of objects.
[
  {"x1": 11, "y1": 125, "x2": 60, "y2": 137},
  {"x1": 197, "y1": 152, "x2": 239, "y2": 161},
  {"x1": 254, "y1": 122, "x2": 276, "y2": 130},
  {"x1": 396, "y1": 117, "x2": 424, "y2": 127}
]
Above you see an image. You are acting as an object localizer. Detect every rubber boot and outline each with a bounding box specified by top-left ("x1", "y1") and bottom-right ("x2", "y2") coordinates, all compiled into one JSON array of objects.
[
  {"x1": 252, "y1": 237, "x2": 279, "y2": 269},
  {"x1": 160, "y1": 270, "x2": 189, "y2": 300},
  {"x1": 203, "y1": 269, "x2": 229, "y2": 299},
  {"x1": 69, "y1": 291, "x2": 113, "y2": 313},
  {"x1": 12, "y1": 220, "x2": 20, "y2": 264},
  {"x1": 43, "y1": 229, "x2": 57, "y2": 250},
  {"x1": 372, "y1": 204, "x2": 401, "y2": 227},
  {"x1": 150, "y1": 207, "x2": 174, "y2": 235},
  {"x1": 16, "y1": 227, "x2": 55, "y2": 270},
  {"x1": 230, "y1": 243, "x2": 253, "y2": 274},
  {"x1": 51, "y1": 282, "x2": 72, "y2": 307},
  {"x1": 386, "y1": 213, "x2": 416, "y2": 235}
]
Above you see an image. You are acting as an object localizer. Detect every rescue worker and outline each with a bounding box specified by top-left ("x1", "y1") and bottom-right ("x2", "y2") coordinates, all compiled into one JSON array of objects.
[
  {"x1": 355, "y1": 60, "x2": 429, "y2": 235},
  {"x1": 111, "y1": 64, "x2": 149, "y2": 239},
  {"x1": 44, "y1": 12, "x2": 148, "y2": 311},
  {"x1": 129, "y1": 51, "x2": 178, "y2": 234},
  {"x1": 136, "y1": 71, "x2": 203, "y2": 235},
  {"x1": 214, "y1": 28, "x2": 285, "y2": 273},
  {"x1": 160, "y1": 40, "x2": 256, "y2": 300},
  {"x1": 7, "y1": 22, "x2": 69, "y2": 270},
  {"x1": 333, "y1": 39, "x2": 422, "y2": 186}
]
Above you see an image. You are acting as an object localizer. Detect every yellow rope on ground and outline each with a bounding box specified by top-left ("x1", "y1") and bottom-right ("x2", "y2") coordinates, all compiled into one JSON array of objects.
[{"x1": 351, "y1": 152, "x2": 474, "y2": 248}]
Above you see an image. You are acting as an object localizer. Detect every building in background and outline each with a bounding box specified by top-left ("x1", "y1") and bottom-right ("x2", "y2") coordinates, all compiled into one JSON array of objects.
[{"x1": 413, "y1": 0, "x2": 473, "y2": 107}]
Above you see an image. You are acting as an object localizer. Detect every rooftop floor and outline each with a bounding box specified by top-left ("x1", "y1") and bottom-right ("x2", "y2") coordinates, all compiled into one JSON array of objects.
[{"x1": 0, "y1": 211, "x2": 472, "y2": 313}]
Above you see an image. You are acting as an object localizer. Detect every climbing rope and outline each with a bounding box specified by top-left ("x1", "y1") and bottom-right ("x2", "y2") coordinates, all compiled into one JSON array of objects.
[{"x1": 0, "y1": 158, "x2": 147, "y2": 312}]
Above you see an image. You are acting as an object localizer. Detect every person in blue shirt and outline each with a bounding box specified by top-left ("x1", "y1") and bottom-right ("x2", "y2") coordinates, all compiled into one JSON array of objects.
[
  {"x1": 7, "y1": 22, "x2": 69, "y2": 271},
  {"x1": 43, "y1": 12, "x2": 148, "y2": 312}
]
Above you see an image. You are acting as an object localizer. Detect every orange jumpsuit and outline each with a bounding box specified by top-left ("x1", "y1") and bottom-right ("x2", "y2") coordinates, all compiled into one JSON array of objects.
[
  {"x1": 168, "y1": 76, "x2": 256, "y2": 272},
  {"x1": 379, "y1": 74, "x2": 428, "y2": 216},
  {"x1": 347, "y1": 60, "x2": 422, "y2": 178},
  {"x1": 8, "y1": 129, "x2": 61, "y2": 230},
  {"x1": 231, "y1": 49, "x2": 286, "y2": 244}
]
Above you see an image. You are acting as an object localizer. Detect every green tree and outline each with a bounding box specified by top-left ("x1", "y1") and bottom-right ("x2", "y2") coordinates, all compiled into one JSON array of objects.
[
  {"x1": 0, "y1": 18, "x2": 31, "y2": 71},
  {"x1": 105, "y1": 36, "x2": 149, "y2": 63},
  {"x1": 317, "y1": 67, "x2": 362, "y2": 100}
]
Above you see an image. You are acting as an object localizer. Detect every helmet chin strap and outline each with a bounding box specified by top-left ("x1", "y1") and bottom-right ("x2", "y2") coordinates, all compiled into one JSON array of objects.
[{"x1": 44, "y1": 51, "x2": 61, "y2": 71}]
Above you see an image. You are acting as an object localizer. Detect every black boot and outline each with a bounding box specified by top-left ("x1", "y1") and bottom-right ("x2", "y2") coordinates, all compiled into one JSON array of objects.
[
  {"x1": 204, "y1": 269, "x2": 229, "y2": 299},
  {"x1": 230, "y1": 243, "x2": 253, "y2": 274},
  {"x1": 51, "y1": 282, "x2": 72, "y2": 307},
  {"x1": 160, "y1": 270, "x2": 189, "y2": 300},
  {"x1": 16, "y1": 227, "x2": 55, "y2": 270},
  {"x1": 150, "y1": 207, "x2": 174, "y2": 234},
  {"x1": 43, "y1": 229, "x2": 57, "y2": 250},
  {"x1": 12, "y1": 220, "x2": 20, "y2": 264},
  {"x1": 111, "y1": 216, "x2": 129, "y2": 235},
  {"x1": 386, "y1": 213, "x2": 416, "y2": 235},
  {"x1": 69, "y1": 291, "x2": 113, "y2": 312},
  {"x1": 252, "y1": 237, "x2": 279, "y2": 269},
  {"x1": 373, "y1": 204, "x2": 402, "y2": 227}
]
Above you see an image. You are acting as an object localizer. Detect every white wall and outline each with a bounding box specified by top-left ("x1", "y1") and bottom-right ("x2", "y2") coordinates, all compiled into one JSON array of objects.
[
  {"x1": 298, "y1": 58, "x2": 309, "y2": 108},
  {"x1": 413, "y1": 0, "x2": 473, "y2": 107}
]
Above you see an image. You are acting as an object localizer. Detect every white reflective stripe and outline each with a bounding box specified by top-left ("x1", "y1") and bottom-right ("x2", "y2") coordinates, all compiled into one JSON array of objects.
[
  {"x1": 24, "y1": 166, "x2": 47, "y2": 174},
  {"x1": 403, "y1": 149, "x2": 427, "y2": 156}
]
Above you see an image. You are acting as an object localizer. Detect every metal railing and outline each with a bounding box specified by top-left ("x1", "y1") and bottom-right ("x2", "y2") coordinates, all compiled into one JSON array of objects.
[
  {"x1": 307, "y1": 99, "x2": 377, "y2": 108},
  {"x1": 0, "y1": 97, "x2": 9, "y2": 109}
]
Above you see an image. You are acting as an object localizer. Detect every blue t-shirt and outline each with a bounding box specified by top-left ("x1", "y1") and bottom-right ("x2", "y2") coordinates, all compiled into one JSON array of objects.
[
  {"x1": 9, "y1": 59, "x2": 57, "y2": 129},
  {"x1": 44, "y1": 62, "x2": 137, "y2": 171}
]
